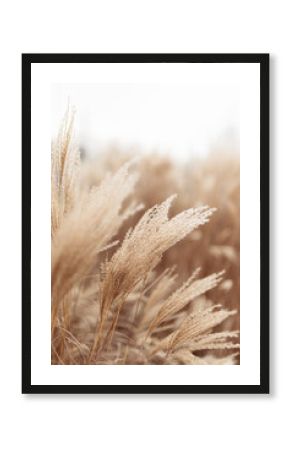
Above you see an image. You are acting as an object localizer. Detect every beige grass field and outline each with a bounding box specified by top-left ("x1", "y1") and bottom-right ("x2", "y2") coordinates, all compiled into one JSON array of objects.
[{"x1": 51, "y1": 111, "x2": 240, "y2": 365}]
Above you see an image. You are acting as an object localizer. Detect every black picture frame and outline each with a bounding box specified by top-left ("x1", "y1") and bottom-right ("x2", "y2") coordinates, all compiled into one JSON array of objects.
[{"x1": 22, "y1": 53, "x2": 269, "y2": 394}]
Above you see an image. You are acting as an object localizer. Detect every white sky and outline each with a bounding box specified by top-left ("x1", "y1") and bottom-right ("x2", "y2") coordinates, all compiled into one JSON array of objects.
[{"x1": 52, "y1": 83, "x2": 239, "y2": 160}]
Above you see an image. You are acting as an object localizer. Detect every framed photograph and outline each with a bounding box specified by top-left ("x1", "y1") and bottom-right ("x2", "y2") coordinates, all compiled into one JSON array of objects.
[{"x1": 22, "y1": 53, "x2": 269, "y2": 394}]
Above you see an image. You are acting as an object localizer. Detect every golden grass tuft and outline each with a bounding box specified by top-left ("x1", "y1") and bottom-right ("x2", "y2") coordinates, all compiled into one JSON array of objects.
[{"x1": 51, "y1": 110, "x2": 240, "y2": 365}]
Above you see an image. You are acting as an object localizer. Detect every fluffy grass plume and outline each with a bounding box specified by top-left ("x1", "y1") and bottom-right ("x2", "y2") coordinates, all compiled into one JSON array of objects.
[{"x1": 51, "y1": 110, "x2": 240, "y2": 365}]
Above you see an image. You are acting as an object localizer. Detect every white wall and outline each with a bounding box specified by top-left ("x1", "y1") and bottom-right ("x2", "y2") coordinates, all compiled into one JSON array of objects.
[{"x1": 0, "y1": 1, "x2": 286, "y2": 450}]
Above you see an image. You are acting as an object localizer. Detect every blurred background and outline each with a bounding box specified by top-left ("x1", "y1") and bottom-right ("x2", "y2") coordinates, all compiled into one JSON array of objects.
[{"x1": 51, "y1": 83, "x2": 239, "y2": 160}]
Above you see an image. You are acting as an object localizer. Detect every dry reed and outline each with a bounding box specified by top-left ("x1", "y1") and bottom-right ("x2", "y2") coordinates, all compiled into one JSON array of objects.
[{"x1": 51, "y1": 110, "x2": 240, "y2": 365}]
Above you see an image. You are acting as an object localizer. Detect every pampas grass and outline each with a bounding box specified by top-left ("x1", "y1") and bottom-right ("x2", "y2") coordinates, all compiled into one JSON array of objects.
[{"x1": 51, "y1": 110, "x2": 240, "y2": 365}]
